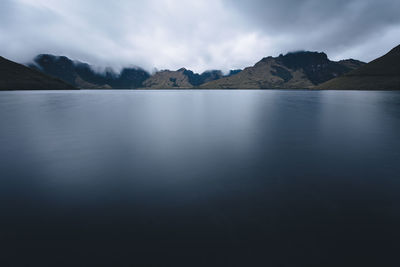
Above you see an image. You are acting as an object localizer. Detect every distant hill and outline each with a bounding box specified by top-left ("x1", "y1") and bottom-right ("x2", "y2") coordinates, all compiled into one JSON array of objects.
[
  {"x1": 201, "y1": 52, "x2": 365, "y2": 89},
  {"x1": 31, "y1": 54, "x2": 150, "y2": 89},
  {"x1": 317, "y1": 45, "x2": 400, "y2": 90},
  {"x1": 143, "y1": 68, "x2": 240, "y2": 89},
  {"x1": 143, "y1": 68, "x2": 193, "y2": 89},
  {"x1": 0, "y1": 56, "x2": 74, "y2": 90}
]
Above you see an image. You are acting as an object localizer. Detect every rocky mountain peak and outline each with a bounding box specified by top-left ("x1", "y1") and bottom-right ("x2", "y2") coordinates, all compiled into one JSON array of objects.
[{"x1": 277, "y1": 51, "x2": 329, "y2": 69}]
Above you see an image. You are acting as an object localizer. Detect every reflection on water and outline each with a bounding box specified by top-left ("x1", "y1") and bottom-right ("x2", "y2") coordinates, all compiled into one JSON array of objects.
[{"x1": 0, "y1": 90, "x2": 400, "y2": 266}]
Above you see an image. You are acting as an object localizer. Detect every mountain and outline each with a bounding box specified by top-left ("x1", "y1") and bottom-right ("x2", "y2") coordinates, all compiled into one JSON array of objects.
[
  {"x1": 317, "y1": 45, "x2": 400, "y2": 90},
  {"x1": 143, "y1": 68, "x2": 241, "y2": 89},
  {"x1": 143, "y1": 68, "x2": 193, "y2": 89},
  {"x1": 200, "y1": 51, "x2": 365, "y2": 89},
  {"x1": 0, "y1": 56, "x2": 74, "y2": 90},
  {"x1": 30, "y1": 54, "x2": 150, "y2": 89}
]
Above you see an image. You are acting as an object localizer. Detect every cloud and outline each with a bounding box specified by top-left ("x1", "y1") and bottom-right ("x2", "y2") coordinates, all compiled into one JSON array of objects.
[
  {"x1": 0, "y1": 0, "x2": 399, "y2": 72},
  {"x1": 226, "y1": 0, "x2": 400, "y2": 61},
  {"x1": 0, "y1": 0, "x2": 269, "y2": 72}
]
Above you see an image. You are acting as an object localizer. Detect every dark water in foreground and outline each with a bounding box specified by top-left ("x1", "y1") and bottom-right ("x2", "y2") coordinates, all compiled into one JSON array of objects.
[{"x1": 0, "y1": 90, "x2": 400, "y2": 266}]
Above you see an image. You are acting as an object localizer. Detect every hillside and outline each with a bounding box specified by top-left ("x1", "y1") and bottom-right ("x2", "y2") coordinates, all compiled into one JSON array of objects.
[
  {"x1": 0, "y1": 56, "x2": 74, "y2": 90},
  {"x1": 317, "y1": 45, "x2": 400, "y2": 90},
  {"x1": 201, "y1": 52, "x2": 365, "y2": 89}
]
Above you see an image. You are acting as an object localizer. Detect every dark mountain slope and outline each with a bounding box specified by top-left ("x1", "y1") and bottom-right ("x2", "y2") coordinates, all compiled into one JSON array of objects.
[
  {"x1": 317, "y1": 45, "x2": 400, "y2": 90},
  {"x1": 0, "y1": 56, "x2": 74, "y2": 90}
]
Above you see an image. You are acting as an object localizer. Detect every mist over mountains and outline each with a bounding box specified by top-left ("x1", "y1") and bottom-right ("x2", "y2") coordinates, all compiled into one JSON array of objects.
[
  {"x1": 29, "y1": 54, "x2": 243, "y2": 89},
  {"x1": 27, "y1": 51, "x2": 364, "y2": 89},
  {"x1": 29, "y1": 55, "x2": 150, "y2": 89},
  {"x1": 3, "y1": 44, "x2": 400, "y2": 90}
]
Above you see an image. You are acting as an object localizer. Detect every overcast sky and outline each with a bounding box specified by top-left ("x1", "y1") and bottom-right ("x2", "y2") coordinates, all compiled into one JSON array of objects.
[{"x1": 1, "y1": 0, "x2": 399, "y2": 72}]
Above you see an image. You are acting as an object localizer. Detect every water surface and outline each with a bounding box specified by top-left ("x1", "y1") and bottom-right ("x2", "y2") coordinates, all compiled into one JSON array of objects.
[{"x1": 0, "y1": 90, "x2": 400, "y2": 266}]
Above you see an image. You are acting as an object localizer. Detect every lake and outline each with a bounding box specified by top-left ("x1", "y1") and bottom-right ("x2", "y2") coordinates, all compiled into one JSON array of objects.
[{"x1": 0, "y1": 90, "x2": 400, "y2": 266}]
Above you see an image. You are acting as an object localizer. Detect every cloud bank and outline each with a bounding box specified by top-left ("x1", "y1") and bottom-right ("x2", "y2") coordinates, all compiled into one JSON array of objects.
[{"x1": 0, "y1": 0, "x2": 399, "y2": 72}]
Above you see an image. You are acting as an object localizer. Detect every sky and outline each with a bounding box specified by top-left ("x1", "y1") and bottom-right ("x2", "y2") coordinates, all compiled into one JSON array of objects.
[{"x1": 1, "y1": 0, "x2": 400, "y2": 73}]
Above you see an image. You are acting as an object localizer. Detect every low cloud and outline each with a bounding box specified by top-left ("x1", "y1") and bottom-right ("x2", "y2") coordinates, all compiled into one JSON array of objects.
[{"x1": 0, "y1": 0, "x2": 399, "y2": 72}]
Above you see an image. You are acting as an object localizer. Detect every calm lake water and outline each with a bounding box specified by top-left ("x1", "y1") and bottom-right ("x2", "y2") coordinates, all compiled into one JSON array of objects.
[{"x1": 0, "y1": 90, "x2": 400, "y2": 266}]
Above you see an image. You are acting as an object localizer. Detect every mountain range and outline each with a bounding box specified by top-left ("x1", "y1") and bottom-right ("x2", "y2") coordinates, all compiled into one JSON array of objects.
[
  {"x1": 29, "y1": 54, "x2": 242, "y2": 89},
  {"x1": 28, "y1": 52, "x2": 364, "y2": 90},
  {"x1": 1, "y1": 44, "x2": 399, "y2": 90},
  {"x1": 201, "y1": 52, "x2": 365, "y2": 89}
]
